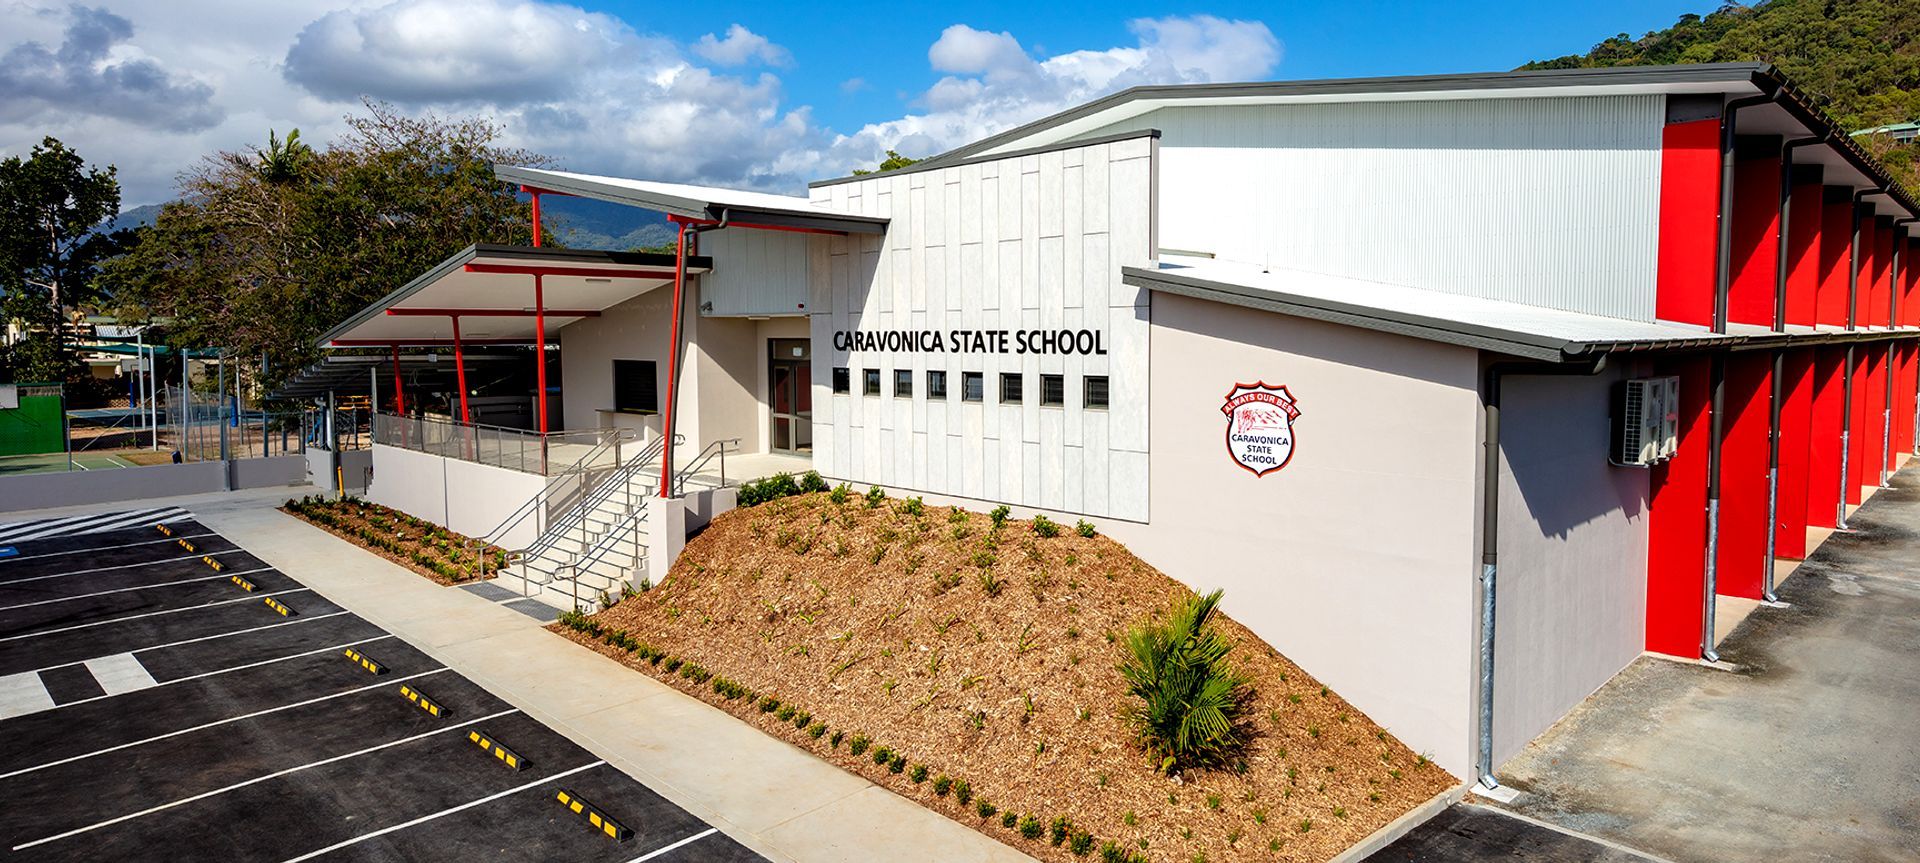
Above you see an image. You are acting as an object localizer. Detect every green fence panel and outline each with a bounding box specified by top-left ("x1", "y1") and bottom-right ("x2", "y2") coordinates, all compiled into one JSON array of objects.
[{"x1": 0, "y1": 384, "x2": 66, "y2": 456}]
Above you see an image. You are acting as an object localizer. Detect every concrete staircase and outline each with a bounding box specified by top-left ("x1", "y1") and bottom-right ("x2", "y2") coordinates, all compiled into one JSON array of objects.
[{"x1": 496, "y1": 459, "x2": 661, "y2": 612}]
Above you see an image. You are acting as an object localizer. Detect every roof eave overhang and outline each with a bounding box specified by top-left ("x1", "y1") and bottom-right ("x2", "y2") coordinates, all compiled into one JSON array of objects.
[
  {"x1": 1122, "y1": 266, "x2": 1750, "y2": 364},
  {"x1": 496, "y1": 165, "x2": 889, "y2": 235},
  {"x1": 315, "y1": 243, "x2": 712, "y2": 349}
]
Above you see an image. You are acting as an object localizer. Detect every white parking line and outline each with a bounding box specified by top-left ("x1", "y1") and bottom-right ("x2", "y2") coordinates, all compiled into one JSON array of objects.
[
  {"x1": 0, "y1": 666, "x2": 453, "y2": 781},
  {"x1": 0, "y1": 567, "x2": 272, "y2": 612},
  {"x1": 0, "y1": 588, "x2": 312, "y2": 644},
  {"x1": 628, "y1": 828, "x2": 720, "y2": 862},
  {"x1": 0, "y1": 533, "x2": 217, "y2": 565},
  {"x1": 36, "y1": 635, "x2": 395, "y2": 713},
  {"x1": 12, "y1": 708, "x2": 523, "y2": 851},
  {"x1": 0, "y1": 551, "x2": 242, "y2": 587},
  {"x1": 277, "y1": 760, "x2": 607, "y2": 863},
  {"x1": 83, "y1": 653, "x2": 158, "y2": 696},
  {"x1": 0, "y1": 670, "x2": 55, "y2": 720}
]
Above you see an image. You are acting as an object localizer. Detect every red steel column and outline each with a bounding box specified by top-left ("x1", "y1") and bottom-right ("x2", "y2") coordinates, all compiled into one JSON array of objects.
[
  {"x1": 1774, "y1": 350, "x2": 1815, "y2": 558},
  {"x1": 1806, "y1": 347, "x2": 1847, "y2": 528},
  {"x1": 1648, "y1": 355, "x2": 1713, "y2": 656},
  {"x1": 530, "y1": 191, "x2": 543, "y2": 248},
  {"x1": 1727, "y1": 144, "x2": 1781, "y2": 326},
  {"x1": 534, "y1": 274, "x2": 547, "y2": 436},
  {"x1": 390, "y1": 345, "x2": 406, "y2": 415},
  {"x1": 1716, "y1": 352, "x2": 1772, "y2": 599},
  {"x1": 450, "y1": 316, "x2": 471, "y2": 424},
  {"x1": 658, "y1": 221, "x2": 691, "y2": 497}
]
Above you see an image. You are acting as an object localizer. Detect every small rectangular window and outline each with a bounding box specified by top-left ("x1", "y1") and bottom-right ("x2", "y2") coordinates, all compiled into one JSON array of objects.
[
  {"x1": 863, "y1": 368, "x2": 881, "y2": 396},
  {"x1": 832, "y1": 367, "x2": 850, "y2": 394},
  {"x1": 1000, "y1": 372, "x2": 1024, "y2": 404},
  {"x1": 928, "y1": 370, "x2": 948, "y2": 399},
  {"x1": 612, "y1": 359, "x2": 659, "y2": 414},
  {"x1": 1040, "y1": 374, "x2": 1065, "y2": 407},
  {"x1": 894, "y1": 369, "x2": 913, "y2": 397},
  {"x1": 1084, "y1": 375, "x2": 1109, "y2": 409},
  {"x1": 961, "y1": 371, "x2": 984, "y2": 402}
]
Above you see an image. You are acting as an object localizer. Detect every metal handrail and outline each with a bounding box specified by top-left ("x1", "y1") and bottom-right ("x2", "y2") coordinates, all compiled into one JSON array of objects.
[
  {"x1": 564, "y1": 506, "x2": 651, "y2": 612},
  {"x1": 524, "y1": 434, "x2": 677, "y2": 560},
  {"x1": 372, "y1": 411, "x2": 617, "y2": 475},
  {"x1": 461, "y1": 426, "x2": 640, "y2": 581},
  {"x1": 671, "y1": 438, "x2": 742, "y2": 495}
]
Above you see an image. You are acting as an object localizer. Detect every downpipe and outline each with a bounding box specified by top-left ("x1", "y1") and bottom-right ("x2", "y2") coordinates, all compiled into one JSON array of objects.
[
  {"x1": 1475, "y1": 354, "x2": 1608, "y2": 790},
  {"x1": 1702, "y1": 355, "x2": 1727, "y2": 663}
]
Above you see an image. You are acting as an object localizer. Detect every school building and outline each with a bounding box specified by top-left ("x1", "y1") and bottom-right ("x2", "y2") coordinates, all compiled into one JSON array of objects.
[{"x1": 314, "y1": 62, "x2": 1920, "y2": 786}]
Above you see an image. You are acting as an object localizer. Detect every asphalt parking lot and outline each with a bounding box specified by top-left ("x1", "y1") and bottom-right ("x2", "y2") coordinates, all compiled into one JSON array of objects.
[{"x1": 0, "y1": 514, "x2": 762, "y2": 863}]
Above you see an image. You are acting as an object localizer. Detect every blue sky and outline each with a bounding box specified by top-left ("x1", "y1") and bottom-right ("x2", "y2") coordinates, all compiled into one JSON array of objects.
[
  {"x1": 0, "y1": 0, "x2": 1714, "y2": 206},
  {"x1": 618, "y1": 0, "x2": 1713, "y2": 133}
]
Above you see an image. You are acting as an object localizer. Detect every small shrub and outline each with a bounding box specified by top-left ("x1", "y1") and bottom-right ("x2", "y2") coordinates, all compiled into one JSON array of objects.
[
  {"x1": 759, "y1": 696, "x2": 781, "y2": 713},
  {"x1": 793, "y1": 710, "x2": 812, "y2": 729},
  {"x1": 1070, "y1": 830, "x2": 1094, "y2": 856},
  {"x1": 999, "y1": 809, "x2": 1016, "y2": 828},
  {"x1": 932, "y1": 774, "x2": 952, "y2": 796},
  {"x1": 989, "y1": 505, "x2": 1011, "y2": 528},
  {"x1": 1032, "y1": 514, "x2": 1061, "y2": 538},
  {"x1": 830, "y1": 729, "x2": 845, "y2": 748},
  {"x1": 1205, "y1": 793, "x2": 1221, "y2": 810},
  {"x1": 865, "y1": 485, "x2": 887, "y2": 508},
  {"x1": 871, "y1": 745, "x2": 892, "y2": 765},
  {"x1": 800, "y1": 470, "x2": 829, "y2": 493},
  {"x1": 776, "y1": 704, "x2": 797, "y2": 722},
  {"x1": 888, "y1": 752, "x2": 907, "y2": 773},
  {"x1": 1101, "y1": 841, "x2": 1124, "y2": 863},
  {"x1": 807, "y1": 721, "x2": 827, "y2": 739},
  {"x1": 829, "y1": 483, "x2": 853, "y2": 505},
  {"x1": 1019, "y1": 815, "x2": 1044, "y2": 840},
  {"x1": 849, "y1": 734, "x2": 870, "y2": 756},
  {"x1": 902, "y1": 496, "x2": 925, "y2": 516},
  {"x1": 1076, "y1": 519, "x2": 1097, "y2": 538},
  {"x1": 1117, "y1": 589, "x2": 1253, "y2": 772},
  {"x1": 953, "y1": 779, "x2": 973, "y2": 805},
  {"x1": 1049, "y1": 816, "x2": 1071, "y2": 846},
  {"x1": 909, "y1": 763, "x2": 929, "y2": 783}
]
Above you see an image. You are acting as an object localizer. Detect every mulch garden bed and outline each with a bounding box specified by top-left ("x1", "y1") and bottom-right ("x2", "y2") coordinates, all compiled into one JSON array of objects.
[
  {"x1": 553, "y1": 486, "x2": 1454, "y2": 863},
  {"x1": 282, "y1": 495, "x2": 505, "y2": 585}
]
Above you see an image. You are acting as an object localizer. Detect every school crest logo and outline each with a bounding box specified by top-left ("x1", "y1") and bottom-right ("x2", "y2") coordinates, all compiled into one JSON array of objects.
[{"x1": 1221, "y1": 382, "x2": 1300, "y2": 477}]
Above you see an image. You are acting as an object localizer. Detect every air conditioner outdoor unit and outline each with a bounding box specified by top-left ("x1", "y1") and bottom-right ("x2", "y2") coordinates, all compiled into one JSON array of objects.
[{"x1": 1612, "y1": 376, "x2": 1680, "y2": 467}]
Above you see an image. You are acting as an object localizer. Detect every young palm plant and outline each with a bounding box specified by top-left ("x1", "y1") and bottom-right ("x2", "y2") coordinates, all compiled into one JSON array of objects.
[{"x1": 1118, "y1": 589, "x2": 1253, "y2": 773}]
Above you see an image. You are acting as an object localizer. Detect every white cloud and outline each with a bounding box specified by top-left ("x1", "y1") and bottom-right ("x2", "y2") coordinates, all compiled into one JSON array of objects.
[
  {"x1": 693, "y1": 24, "x2": 790, "y2": 67},
  {"x1": 0, "y1": 3, "x2": 1281, "y2": 209},
  {"x1": 829, "y1": 15, "x2": 1281, "y2": 171},
  {"x1": 283, "y1": 0, "x2": 642, "y2": 104},
  {"x1": 927, "y1": 25, "x2": 1028, "y2": 76}
]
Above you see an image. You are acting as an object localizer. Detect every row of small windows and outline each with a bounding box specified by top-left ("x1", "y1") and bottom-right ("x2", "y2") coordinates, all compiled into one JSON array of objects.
[{"x1": 830, "y1": 367, "x2": 1108, "y2": 409}]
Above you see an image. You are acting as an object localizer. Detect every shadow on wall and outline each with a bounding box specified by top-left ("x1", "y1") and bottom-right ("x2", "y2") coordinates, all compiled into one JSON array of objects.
[{"x1": 1500, "y1": 371, "x2": 1647, "y2": 540}]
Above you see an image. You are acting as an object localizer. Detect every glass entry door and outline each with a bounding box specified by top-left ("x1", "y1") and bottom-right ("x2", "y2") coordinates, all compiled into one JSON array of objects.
[{"x1": 769, "y1": 339, "x2": 812, "y2": 453}]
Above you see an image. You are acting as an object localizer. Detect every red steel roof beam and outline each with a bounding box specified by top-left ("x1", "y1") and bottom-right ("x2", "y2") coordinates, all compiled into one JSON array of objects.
[
  {"x1": 461, "y1": 263, "x2": 680, "y2": 279},
  {"x1": 384, "y1": 308, "x2": 601, "y2": 317}
]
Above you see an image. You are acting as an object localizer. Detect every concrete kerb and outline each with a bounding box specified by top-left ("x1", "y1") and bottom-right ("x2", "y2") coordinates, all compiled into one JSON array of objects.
[
  {"x1": 1328, "y1": 781, "x2": 1470, "y2": 863},
  {"x1": 190, "y1": 500, "x2": 1027, "y2": 863}
]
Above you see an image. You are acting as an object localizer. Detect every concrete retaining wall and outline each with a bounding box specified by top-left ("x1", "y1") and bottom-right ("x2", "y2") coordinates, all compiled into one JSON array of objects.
[
  {"x1": 367, "y1": 444, "x2": 545, "y2": 548},
  {"x1": 0, "y1": 455, "x2": 308, "y2": 513}
]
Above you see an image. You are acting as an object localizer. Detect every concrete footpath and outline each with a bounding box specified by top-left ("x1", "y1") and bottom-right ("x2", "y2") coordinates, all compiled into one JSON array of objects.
[{"x1": 4, "y1": 487, "x2": 1033, "y2": 863}]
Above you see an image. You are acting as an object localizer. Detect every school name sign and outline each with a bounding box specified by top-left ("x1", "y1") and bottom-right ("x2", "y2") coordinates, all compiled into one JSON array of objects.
[{"x1": 832, "y1": 328, "x2": 1109, "y2": 356}]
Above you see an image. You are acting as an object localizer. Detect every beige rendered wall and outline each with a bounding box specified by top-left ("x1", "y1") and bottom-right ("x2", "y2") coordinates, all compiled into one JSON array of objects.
[
  {"x1": 557, "y1": 282, "x2": 682, "y2": 444},
  {"x1": 1489, "y1": 369, "x2": 1650, "y2": 768},
  {"x1": 1127, "y1": 292, "x2": 1482, "y2": 777},
  {"x1": 692, "y1": 313, "x2": 764, "y2": 454}
]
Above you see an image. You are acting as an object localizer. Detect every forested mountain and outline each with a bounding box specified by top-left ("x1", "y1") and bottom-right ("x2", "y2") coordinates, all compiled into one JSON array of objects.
[{"x1": 1525, "y1": 0, "x2": 1920, "y2": 183}]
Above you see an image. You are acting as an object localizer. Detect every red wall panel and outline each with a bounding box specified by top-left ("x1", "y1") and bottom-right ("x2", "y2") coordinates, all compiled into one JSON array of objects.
[
  {"x1": 1775, "y1": 350, "x2": 1815, "y2": 559},
  {"x1": 1867, "y1": 226, "x2": 1892, "y2": 328},
  {"x1": 1656, "y1": 119, "x2": 1723, "y2": 327},
  {"x1": 1816, "y1": 201, "x2": 1853, "y2": 327},
  {"x1": 1891, "y1": 343, "x2": 1914, "y2": 468},
  {"x1": 1783, "y1": 183, "x2": 1823, "y2": 327},
  {"x1": 1806, "y1": 348, "x2": 1847, "y2": 528},
  {"x1": 1849, "y1": 349, "x2": 1870, "y2": 504},
  {"x1": 1717, "y1": 354, "x2": 1772, "y2": 599},
  {"x1": 1648, "y1": 355, "x2": 1711, "y2": 657},
  {"x1": 1728, "y1": 156, "x2": 1781, "y2": 327},
  {"x1": 1870, "y1": 347, "x2": 1888, "y2": 485},
  {"x1": 1904, "y1": 240, "x2": 1920, "y2": 327}
]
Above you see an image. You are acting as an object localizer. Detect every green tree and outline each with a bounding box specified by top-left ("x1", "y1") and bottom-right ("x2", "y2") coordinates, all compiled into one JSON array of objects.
[
  {"x1": 0, "y1": 137, "x2": 125, "y2": 382},
  {"x1": 850, "y1": 149, "x2": 922, "y2": 175},
  {"x1": 100, "y1": 102, "x2": 552, "y2": 389}
]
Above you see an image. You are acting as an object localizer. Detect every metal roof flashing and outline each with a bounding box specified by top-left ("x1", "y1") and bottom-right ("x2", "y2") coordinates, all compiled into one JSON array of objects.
[{"x1": 1123, "y1": 262, "x2": 1750, "y2": 363}]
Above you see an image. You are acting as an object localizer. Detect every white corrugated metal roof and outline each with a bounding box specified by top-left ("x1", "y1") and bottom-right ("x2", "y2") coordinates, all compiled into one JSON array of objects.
[
  {"x1": 497, "y1": 165, "x2": 887, "y2": 233},
  {"x1": 1125, "y1": 257, "x2": 1737, "y2": 361}
]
